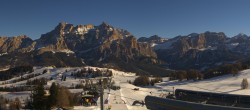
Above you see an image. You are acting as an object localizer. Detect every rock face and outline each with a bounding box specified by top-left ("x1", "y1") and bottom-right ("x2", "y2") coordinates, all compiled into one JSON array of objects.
[
  {"x1": 0, "y1": 22, "x2": 166, "y2": 75},
  {"x1": 146, "y1": 31, "x2": 250, "y2": 70},
  {"x1": 0, "y1": 35, "x2": 35, "y2": 53},
  {"x1": 138, "y1": 35, "x2": 167, "y2": 43},
  {"x1": 3, "y1": 22, "x2": 250, "y2": 72}
]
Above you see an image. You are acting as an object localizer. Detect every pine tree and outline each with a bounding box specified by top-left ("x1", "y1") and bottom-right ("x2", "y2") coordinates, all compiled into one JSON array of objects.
[
  {"x1": 42, "y1": 69, "x2": 47, "y2": 74},
  {"x1": 61, "y1": 75, "x2": 63, "y2": 81},
  {"x1": 63, "y1": 76, "x2": 66, "y2": 81},
  {"x1": 241, "y1": 78, "x2": 248, "y2": 89},
  {"x1": 31, "y1": 82, "x2": 48, "y2": 110},
  {"x1": 133, "y1": 76, "x2": 150, "y2": 86},
  {"x1": 14, "y1": 97, "x2": 21, "y2": 110},
  {"x1": 48, "y1": 82, "x2": 58, "y2": 107},
  {"x1": 150, "y1": 79, "x2": 155, "y2": 86}
]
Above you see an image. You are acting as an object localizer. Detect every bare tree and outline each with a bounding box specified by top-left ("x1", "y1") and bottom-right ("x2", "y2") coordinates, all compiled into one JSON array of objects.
[{"x1": 56, "y1": 87, "x2": 70, "y2": 107}]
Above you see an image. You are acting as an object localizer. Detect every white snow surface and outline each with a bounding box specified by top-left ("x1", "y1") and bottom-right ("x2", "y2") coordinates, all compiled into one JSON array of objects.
[
  {"x1": 150, "y1": 43, "x2": 157, "y2": 47},
  {"x1": 198, "y1": 46, "x2": 217, "y2": 51},
  {"x1": 156, "y1": 69, "x2": 250, "y2": 95},
  {"x1": 59, "y1": 49, "x2": 75, "y2": 54},
  {"x1": 226, "y1": 42, "x2": 240, "y2": 50},
  {"x1": 153, "y1": 39, "x2": 177, "y2": 50},
  {"x1": 0, "y1": 52, "x2": 8, "y2": 56},
  {"x1": 49, "y1": 49, "x2": 75, "y2": 54},
  {"x1": 2, "y1": 66, "x2": 250, "y2": 109}
]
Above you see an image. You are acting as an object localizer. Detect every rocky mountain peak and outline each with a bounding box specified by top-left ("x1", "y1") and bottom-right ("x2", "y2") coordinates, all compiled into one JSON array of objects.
[
  {"x1": 233, "y1": 33, "x2": 248, "y2": 39},
  {"x1": 138, "y1": 35, "x2": 168, "y2": 44},
  {"x1": 229, "y1": 33, "x2": 249, "y2": 47},
  {"x1": 193, "y1": 32, "x2": 226, "y2": 48},
  {"x1": 97, "y1": 22, "x2": 114, "y2": 32},
  {"x1": 153, "y1": 31, "x2": 228, "y2": 51},
  {"x1": 0, "y1": 22, "x2": 166, "y2": 74},
  {"x1": 0, "y1": 35, "x2": 34, "y2": 53},
  {"x1": 4, "y1": 23, "x2": 250, "y2": 73},
  {"x1": 14, "y1": 35, "x2": 29, "y2": 39},
  {"x1": 150, "y1": 35, "x2": 161, "y2": 39},
  {"x1": 187, "y1": 33, "x2": 199, "y2": 37},
  {"x1": 99, "y1": 22, "x2": 110, "y2": 27}
]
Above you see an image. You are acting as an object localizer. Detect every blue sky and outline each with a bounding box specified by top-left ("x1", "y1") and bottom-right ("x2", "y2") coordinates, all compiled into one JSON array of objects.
[{"x1": 0, "y1": 0, "x2": 250, "y2": 39}]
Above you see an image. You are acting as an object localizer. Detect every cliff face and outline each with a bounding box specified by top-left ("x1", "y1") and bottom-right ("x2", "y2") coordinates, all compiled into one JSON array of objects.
[
  {"x1": 146, "y1": 32, "x2": 250, "y2": 70},
  {"x1": 190, "y1": 34, "x2": 206, "y2": 49},
  {"x1": 97, "y1": 36, "x2": 156, "y2": 60},
  {"x1": 3, "y1": 22, "x2": 250, "y2": 72},
  {"x1": 0, "y1": 35, "x2": 34, "y2": 53},
  {"x1": 6, "y1": 22, "x2": 250, "y2": 72},
  {"x1": 72, "y1": 23, "x2": 158, "y2": 67},
  {"x1": 34, "y1": 22, "x2": 157, "y2": 64},
  {"x1": 138, "y1": 35, "x2": 167, "y2": 43},
  {"x1": 0, "y1": 22, "x2": 159, "y2": 74},
  {"x1": 170, "y1": 32, "x2": 226, "y2": 53}
]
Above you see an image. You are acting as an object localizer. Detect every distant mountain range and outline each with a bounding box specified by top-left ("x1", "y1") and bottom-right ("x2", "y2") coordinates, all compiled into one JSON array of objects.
[
  {"x1": 1, "y1": 22, "x2": 250, "y2": 74},
  {"x1": 141, "y1": 32, "x2": 250, "y2": 70},
  {"x1": 0, "y1": 22, "x2": 167, "y2": 76}
]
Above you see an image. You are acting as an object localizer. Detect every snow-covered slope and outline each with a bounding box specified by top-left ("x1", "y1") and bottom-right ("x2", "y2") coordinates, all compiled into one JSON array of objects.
[
  {"x1": 0, "y1": 66, "x2": 151, "y2": 110},
  {"x1": 156, "y1": 69, "x2": 250, "y2": 95},
  {"x1": 2, "y1": 66, "x2": 250, "y2": 110},
  {"x1": 153, "y1": 38, "x2": 177, "y2": 50}
]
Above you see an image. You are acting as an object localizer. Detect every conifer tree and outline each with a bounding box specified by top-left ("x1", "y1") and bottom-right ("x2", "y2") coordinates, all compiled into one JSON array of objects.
[
  {"x1": 241, "y1": 78, "x2": 248, "y2": 89},
  {"x1": 48, "y1": 82, "x2": 58, "y2": 107},
  {"x1": 31, "y1": 82, "x2": 48, "y2": 110}
]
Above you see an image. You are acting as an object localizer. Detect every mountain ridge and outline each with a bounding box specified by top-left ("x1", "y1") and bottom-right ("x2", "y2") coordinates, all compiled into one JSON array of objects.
[
  {"x1": 0, "y1": 22, "x2": 168, "y2": 76},
  {"x1": 139, "y1": 32, "x2": 250, "y2": 70},
  {"x1": 1, "y1": 22, "x2": 250, "y2": 74}
]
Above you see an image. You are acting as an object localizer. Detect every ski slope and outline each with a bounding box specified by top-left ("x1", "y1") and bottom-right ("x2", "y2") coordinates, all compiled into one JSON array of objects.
[{"x1": 156, "y1": 69, "x2": 250, "y2": 95}]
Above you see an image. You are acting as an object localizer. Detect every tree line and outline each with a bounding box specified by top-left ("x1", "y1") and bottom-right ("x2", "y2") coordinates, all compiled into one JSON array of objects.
[
  {"x1": 0, "y1": 66, "x2": 33, "y2": 81},
  {"x1": 0, "y1": 96, "x2": 21, "y2": 110},
  {"x1": 1, "y1": 71, "x2": 45, "y2": 85},
  {"x1": 26, "y1": 77, "x2": 48, "y2": 85},
  {"x1": 133, "y1": 76, "x2": 163, "y2": 86},
  {"x1": 0, "y1": 86, "x2": 32, "y2": 92},
  {"x1": 71, "y1": 68, "x2": 113, "y2": 78},
  {"x1": 203, "y1": 63, "x2": 249, "y2": 79},
  {"x1": 169, "y1": 63, "x2": 249, "y2": 81},
  {"x1": 26, "y1": 82, "x2": 81, "y2": 110},
  {"x1": 170, "y1": 69, "x2": 203, "y2": 81}
]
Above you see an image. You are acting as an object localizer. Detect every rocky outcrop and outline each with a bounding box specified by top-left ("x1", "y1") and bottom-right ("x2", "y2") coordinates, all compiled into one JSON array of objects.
[
  {"x1": 189, "y1": 34, "x2": 206, "y2": 49},
  {"x1": 0, "y1": 35, "x2": 34, "y2": 53},
  {"x1": 153, "y1": 32, "x2": 250, "y2": 70},
  {"x1": 138, "y1": 35, "x2": 167, "y2": 43},
  {"x1": 35, "y1": 22, "x2": 71, "y2": 53},
  {"x1": 0, "y1": 22, "x2": 160, "y2": 74},
  {"x1": 154, "y1": 32, "x2": 227, "y2": 51},
  {"x1": 4, "y1": 22, "x2": 250, "y2": 72}
]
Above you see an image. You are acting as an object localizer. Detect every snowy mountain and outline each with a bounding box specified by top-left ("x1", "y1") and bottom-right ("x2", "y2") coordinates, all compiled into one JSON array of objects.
[
  {"x1": 137, "y1": 35, "x2": 168, "y2": 44},
  {"x1": 2, "y1": 22, "x2": 250, "y2": 72},
  {"x1": 0, "y1": 22, "x2": 169, "y2": 76},
  {"x1": 0, "y1": 35, "x2": 35, "y2": 53},
  {"x1": 139, "y1": 32, "x2": 250, "y2": 70}
]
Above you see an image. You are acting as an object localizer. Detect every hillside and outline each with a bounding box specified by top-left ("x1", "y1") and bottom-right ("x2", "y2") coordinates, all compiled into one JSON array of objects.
[{"x1": 156, "y1": 69, "x2": 250, "y2": 95}]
